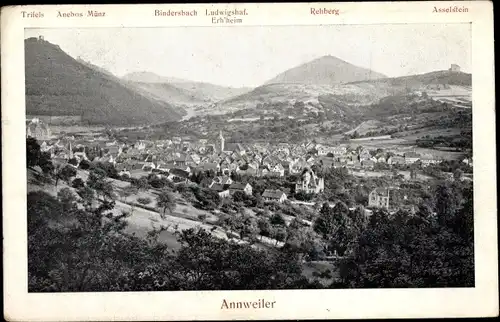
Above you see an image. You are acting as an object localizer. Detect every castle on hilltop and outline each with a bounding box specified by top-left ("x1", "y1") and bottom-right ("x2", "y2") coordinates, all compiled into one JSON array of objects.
[{"x1": 449, "y1": 64, "x2": 461, "y2": 72}]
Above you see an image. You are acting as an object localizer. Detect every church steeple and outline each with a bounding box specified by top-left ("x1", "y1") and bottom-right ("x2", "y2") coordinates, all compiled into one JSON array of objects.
[
  {"x1": 69, "y1": 141, "x2": 73, "y2": 159},
  {"x1": 219, "y1": 130, "x2": 225, "y2": 152}
]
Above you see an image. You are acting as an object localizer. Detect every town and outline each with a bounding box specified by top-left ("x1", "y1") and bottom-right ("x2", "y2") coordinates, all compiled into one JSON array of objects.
[{"x1": 28, "y1": 116, "x2": 472, "y2": 216}]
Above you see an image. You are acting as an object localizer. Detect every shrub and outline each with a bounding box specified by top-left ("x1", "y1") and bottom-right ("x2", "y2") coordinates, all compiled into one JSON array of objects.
[
  {"x1": 72, "y1": 178, "x2": 85, "y2": 189},
  {"x1": 137, "y1": 197, "x2": 152, "y2": 205}
]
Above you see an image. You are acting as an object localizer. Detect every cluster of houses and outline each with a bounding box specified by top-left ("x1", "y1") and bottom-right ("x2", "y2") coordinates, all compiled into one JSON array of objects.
[
  {"x1": 28, "y1": 119, "x2": 470, "y2": 209},
  {"x1": 28, "y1": 118, "x2": 448, "y2": 179}
]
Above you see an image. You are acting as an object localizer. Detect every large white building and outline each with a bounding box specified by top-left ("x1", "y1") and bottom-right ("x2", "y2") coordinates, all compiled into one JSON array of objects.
[
  {"x1": 26, "y1": 118, "x2": 51, "y2": 140},
  {"x1": 295, "y1": 168, "x2": 324, "y2": 194}
]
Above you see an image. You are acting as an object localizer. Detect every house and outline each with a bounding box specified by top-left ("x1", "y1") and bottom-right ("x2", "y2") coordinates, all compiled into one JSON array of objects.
[
  {"x1": 295, "y1": 168, "x2": 324, "y2": 194},
  {"x1": 118, "y1": 169, "x2": 131, "y2": 178},
  {"x1": 105, "y1": 140, "x2": 118, "y2": 147},
  {"x1": 262, "y1": 189, "x2": 287, "y2": 203},
  {"x1": 368, "y1": 188, "x2": 390, "y2": 209},
  {"x1": 156, "y1": 162, "x2": 174, "y2": 173},
  {"x1": 210, "y1": 183, "x2": 230, "y2": 198},
  {"x1": 404, "y1": 152, "x2": 421, "y2": 164},
  {"x1": 269, "y1": 163, "x2": 285, "y2": 177},
  {"x1": 289, "y1": 159, "x2": 309, "y2": 174},
  {"x1": 172, "y1": 137, "x2": 182, "y2": 145},
  {"x1": 317, "y1": 145, "x2": 329, "y2": 156},
  {"x1": 358, "y1": 149, "x2": 372, "y2": 161},
  {"x1": 236, "y1": 164, "x2": 258, "y2": 176},
  {"x1": 167, "y1": 168, "x2": 191, "y2": 183},
  {"x1": 224, "y1": 143, "x2": 246, "y2": 155},
  {"x1": 331, "y1": 146, "x2": 347, "y2": 156},
  {"x1": 216, "y1": 176, "x2": 233, "y2": 185},
  {"x1": 387, "y1": 155, "x2": 405, "y2": 166},
  {"x1": 420, "y1": 156, "x2": 442, "y2": 167},
  {"x1": 26, "y1": 118, "x2": 51, "y2": 140},
  {"x1": 229, "y1": 182, "x2": 253, "y2": 196},
  {"x1": 196, "y1": 162, "x2": 220, "y2": 173},
  {"x1": 220, "y1": 161, "x2": 232, "y2": 176},
  {"x1": 462, "y1": 157, "x2": 473, "y2": 166}
]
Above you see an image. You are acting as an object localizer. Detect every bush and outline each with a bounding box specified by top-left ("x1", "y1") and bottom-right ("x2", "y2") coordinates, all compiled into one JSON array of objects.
[
  {"x1": 137, "y1": 197, "x2": 152, "y2": 205},
  {"x1": 72, "y1": 178, "x2": 85, "y2": 189}
]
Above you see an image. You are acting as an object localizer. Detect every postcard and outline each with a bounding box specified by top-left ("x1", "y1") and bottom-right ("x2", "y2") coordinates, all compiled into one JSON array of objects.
[{"x1": 1, "y1": 1, "x2": 497, "y2": 320}]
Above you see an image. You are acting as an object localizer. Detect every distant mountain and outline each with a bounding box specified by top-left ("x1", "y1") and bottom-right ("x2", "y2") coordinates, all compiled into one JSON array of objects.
[
  {"x1": 264, "y1": 55, "x2": 387, "y2": 85},
  {"x1": 25, "y1": 37, "x2": 184, "y2": 126},
  {"x1": 122, "y1": 71, "x2": 251, "y2": 104},
  {"x1": 123, "y1": 71, "x2": 189, "y2": 84}
]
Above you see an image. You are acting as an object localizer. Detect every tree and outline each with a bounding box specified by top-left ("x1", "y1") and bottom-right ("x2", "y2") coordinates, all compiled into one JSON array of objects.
[
  {"x1": 272, "y1": 226, "x2": 288, "y2": 246},
  {"x1": 193, "y1": 188, "x2": 221, "y2": 210},
  {"x1": 26, "y1": 137, "x2": 42, "y2": 168},
  {"x1": 435, "y1": 183, "x2": 460, "y2": 226},
  {"x1": 313, "y1": 203, "x2": 335, "y2": 239},
  {"x1": 157, "y1": 190, "x2": 175, "y2": 219},
  {"x1": 72, "y1": 178, "x2": 85, "y2": 189},
  {"x1": 57, "y1": 188, "x2": 77, "y2": 212},
  {"x1": 453, "y1": 168, "x2": 464, "y2": 181},
  {"x1": 78, "y1": 159, "x2": 92, "y2": 170},
  {"x1": 87, "y1": 169, "x2": 114, "y2": 201},
  {"x1": 134, "y1": 177, "x2": 150, "y2": 191},
  {"x1": 26, "y1": 137, "x2": 54, "y2": 174},
  {"x1": 55, "y1": 165, "x2": 77, "y2": 187},
  {"x1": 270, "y1": 213, "x2": 286, "y2": 226},
  {"x1": 232, "y1": 190, "x2": 247, "y2": 203},
  {"x1": 77, "y1": 186, "x2": 95, "y2": 210},
  {"x1": 120, "y1": 184, "x2": 139, "y2": 202},
  {"x1": 313, "y1": 202, "x2": 352, "y2": 256},
  {"x1": 257, "y1": 218, "x2": 272, "y2": 238},
  {"x1": 283, "y1": 225, "x2": 317, "y2": 261},
  {"x1": 240, "y1": 215, "x2": 259, "y2": 241},
  {"x1": 68, "y1": 158, "x2": 79, "y2": 167}
]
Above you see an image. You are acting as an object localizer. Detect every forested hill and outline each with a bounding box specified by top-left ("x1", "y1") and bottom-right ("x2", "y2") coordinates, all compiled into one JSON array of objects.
[{"x1": 25, "y1": 37, "x2": 185, "y2": 126}]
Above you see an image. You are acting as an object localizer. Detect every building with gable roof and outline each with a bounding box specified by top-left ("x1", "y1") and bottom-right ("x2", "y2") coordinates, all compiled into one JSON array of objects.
[
  {"x1": 368, "y1": 188, "x2": 390, "y2": 209},
  {"x1": 295, "y1": 168, "x2": 325, "y2": 194},
  {"x1": 262, "y1": 189, "x2": 287, "y2": 203}
]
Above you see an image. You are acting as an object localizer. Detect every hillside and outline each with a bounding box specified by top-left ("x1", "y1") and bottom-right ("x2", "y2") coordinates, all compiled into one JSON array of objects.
[
  {"x1": 25, "y1": 37, "x2": 185, "y2": 126},
  {"x1": 265, "y1": 55, "x2": 387, "y2": 85},
  {"x1": 123, "y1": 71, "x2": 251, "y2": 104},
  {"x1": 220, "y1": 70, "x2": 472, "y2": 114}
]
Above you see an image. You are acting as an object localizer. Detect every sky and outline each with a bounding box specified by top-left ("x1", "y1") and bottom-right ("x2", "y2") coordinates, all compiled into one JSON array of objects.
[{"x1": 25, "y1": 24, "x2": 471, "y2": 88}]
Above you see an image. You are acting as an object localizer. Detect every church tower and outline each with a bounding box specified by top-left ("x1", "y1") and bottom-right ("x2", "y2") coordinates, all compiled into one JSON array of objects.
[
  {"x1": 69, "y1": 141, "x2": 73, "y2": 159},
  {"x1": 219, "y1": 130, "x2": 225, "y2": 152}
]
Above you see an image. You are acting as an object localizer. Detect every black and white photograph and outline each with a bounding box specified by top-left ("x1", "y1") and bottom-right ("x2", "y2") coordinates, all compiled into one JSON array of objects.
[{"x1": 23, "y1": 23, "x2": 477, "y2": 293}]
